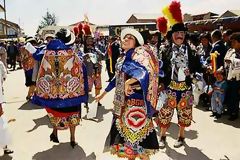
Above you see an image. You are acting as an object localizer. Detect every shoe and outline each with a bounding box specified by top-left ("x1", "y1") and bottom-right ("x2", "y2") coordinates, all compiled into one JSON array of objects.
[
  {"x1": 26, "y1": 96, "x2": 31, "y2": 100},
  {"x1": 228, "y1": 115, "x2": 238, "y2": 121},
  {"x1": 98, "y1": 102, "x2": 102, "y2": 106},
  {"x1": 174, "y1": 137, "x2": 185, "y2": 148},
  {"x1": 215, "y1": 113, "x2": 221, "y2": 119},
  {"x1": 210, "y1": 112, "x2": 216, "y2": 117},
  {"x1": 4, "y1": 149, "x2": 14, "y2": 155},
  {"x1": 159, "y1": 136, "x2": 166, "y2": 149},
  {"x1": 50, "y1": 133, "x2": 59, "y2": 143},
  {"x1": 206, "y1": 107, "x2": 212, "y2": 111},
  {"x1": 70, "y1": 141, "x2": 77, "y2": 148}
]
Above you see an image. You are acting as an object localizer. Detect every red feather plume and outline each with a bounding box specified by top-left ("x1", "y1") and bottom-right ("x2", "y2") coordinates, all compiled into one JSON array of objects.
[
  {"x1": 78, "y1": 23, "x2": 83, "y2": 35},
  {"x1": 78, "y1": 23, "x2": 83, "y2": 32},
  {"x1": 156, "y1": 17, "x2": 168, "y2": 34},
  {"x1": 73, "y1": 26, "x2": 79, "y2": 36},
  {"x1": 169, "y1": 1, "x2": 183, "y2": 23},
  {"x1": 82, "y1": 24, "x2": 91, "y2": 35}
]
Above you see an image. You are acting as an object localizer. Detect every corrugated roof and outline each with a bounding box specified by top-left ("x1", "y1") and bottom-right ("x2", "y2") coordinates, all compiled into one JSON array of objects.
[{"x1": 0, "y1": 18, "x2": 20, "y2": 29}]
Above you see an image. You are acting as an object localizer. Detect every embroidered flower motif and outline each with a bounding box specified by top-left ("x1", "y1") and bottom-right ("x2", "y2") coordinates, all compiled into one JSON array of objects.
[
  {"x1": 168, "y1": 98, "x2": 177, "y2": 108},
  {"x1": 179, "y1": 98, "x2": 187, "y2": 109},
  {"x1": 125, "y1": 147, "x2": 134, "y2": 155}
]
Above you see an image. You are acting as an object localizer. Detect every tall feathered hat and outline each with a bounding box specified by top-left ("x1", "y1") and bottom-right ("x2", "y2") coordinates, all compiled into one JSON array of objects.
[
  {"x1": 73, "y1": 15, "x2": 92, "y2": 38},
  {"x1": 157, "y1": 1, "x2": 187, "y2": 35}
]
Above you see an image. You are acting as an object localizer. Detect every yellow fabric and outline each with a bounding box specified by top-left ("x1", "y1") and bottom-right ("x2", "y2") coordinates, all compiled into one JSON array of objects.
[
  {"x1": 110, "y1": 56, "x2": 113, "y2": 73},
  {"x1": 162, "y1": 6, "x2": 178, "y2": 26},
  {"x1": 210, "y1": 51, "x2": 220, "y2": 76}
]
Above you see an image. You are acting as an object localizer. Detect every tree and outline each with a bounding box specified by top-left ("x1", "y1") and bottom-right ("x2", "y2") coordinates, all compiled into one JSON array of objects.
[{"x1": 37, "y1": 11, "x2": 57, "y2": 32}]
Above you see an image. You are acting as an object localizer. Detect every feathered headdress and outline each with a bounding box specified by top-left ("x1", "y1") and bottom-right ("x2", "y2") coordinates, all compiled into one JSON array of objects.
[
  {"x1": 156, "y1": 17, "x2": 168, "y2": 35},
  {"x1": 162, "y1": 1, "x2": 183, "y2": 27},
  {"x1": 82, "y1": 24, "x2": 92, "y2": 36},
  {"x1": 73, "y1": 26, "x2": 79, "y2": 36},
  {"x1": 78, "y1": 23, "x2": 83, "y2": 35},
  {"x1": 157, "y1": 1, "x2": 186, "y2": 34}
]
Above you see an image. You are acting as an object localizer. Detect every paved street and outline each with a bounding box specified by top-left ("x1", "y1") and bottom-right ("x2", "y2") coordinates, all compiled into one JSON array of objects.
[{"x1": 1, "y1": 67, "x2": 240, "y2": 160}]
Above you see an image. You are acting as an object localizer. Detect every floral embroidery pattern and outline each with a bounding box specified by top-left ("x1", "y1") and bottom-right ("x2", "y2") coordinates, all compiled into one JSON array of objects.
[{"x1": 36, "y1": 49, "x2": 85, "y2": 99}]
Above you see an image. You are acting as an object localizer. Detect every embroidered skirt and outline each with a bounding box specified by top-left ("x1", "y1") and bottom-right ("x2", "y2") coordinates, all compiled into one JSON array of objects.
[
  {"x1": 106, "y1": 93, "x2": 159, "y2": 159},
  {"x1": 46, "y1": 106, "x2": 81, "y2": 130}
]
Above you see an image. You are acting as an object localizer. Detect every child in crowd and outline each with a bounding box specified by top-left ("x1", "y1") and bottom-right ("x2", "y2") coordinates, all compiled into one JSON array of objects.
[
  {"x1": 210, "y1": 68, "x2": 227, "y2": 119},
  {"x1": 192, "y1": 73, "x2": 206, "y2": 106}
]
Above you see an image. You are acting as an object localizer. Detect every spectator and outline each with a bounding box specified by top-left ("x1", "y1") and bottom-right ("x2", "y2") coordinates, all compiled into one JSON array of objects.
[{"x1": 225, "y1": 32, "x2": 240, "y2": 121}]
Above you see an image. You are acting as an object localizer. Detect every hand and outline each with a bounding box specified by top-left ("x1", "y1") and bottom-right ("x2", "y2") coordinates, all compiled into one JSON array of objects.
[
  {"x1": 95, "y1": 95, "x2": 104, "y2": 103},
  {"x1": 125, "y1": 83, "x2": 134, "y2": 96},
  {"x1": 95, "y1": 91, "x2": 107, "y2": 103}
]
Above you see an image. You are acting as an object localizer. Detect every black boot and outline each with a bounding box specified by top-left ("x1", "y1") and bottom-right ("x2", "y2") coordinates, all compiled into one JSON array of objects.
[
  {"x1": 215, "y1": 113, "x2": 222, "y2": 119},
  {"x1": 50, "y1": 132, "x2": 59, "y2": 143}
]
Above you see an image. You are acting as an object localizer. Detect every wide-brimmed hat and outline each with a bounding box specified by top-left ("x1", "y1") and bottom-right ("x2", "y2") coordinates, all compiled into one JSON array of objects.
[
  {"x1": 25, "y1": 36, "x2": 37, "y2": 44},
  {"x1": 44, "y1": 33, "x2": 55, "y2": 40},
  {"x1": 55, "y1": 28, "x2": 75, "y2": 45},
  {"x1": 120, "y1": 28, "x2": 144, "y2": 46}
]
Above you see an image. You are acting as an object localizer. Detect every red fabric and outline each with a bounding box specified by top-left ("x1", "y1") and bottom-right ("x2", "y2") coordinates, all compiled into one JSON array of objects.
[{"x1": 45, "y1": 108, "x2": 79, "y2": 118}]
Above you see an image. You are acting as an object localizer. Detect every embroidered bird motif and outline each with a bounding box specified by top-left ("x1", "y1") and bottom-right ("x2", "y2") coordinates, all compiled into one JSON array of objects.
[
  {"x1": 42, "y1": 58, "x2": 51, "y2": 71},
  {"x1": 64, "y1": 56, "x2": 74, "y2": 70}
]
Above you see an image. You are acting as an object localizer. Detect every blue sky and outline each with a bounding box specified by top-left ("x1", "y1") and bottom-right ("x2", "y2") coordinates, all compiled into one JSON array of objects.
[{"x1": 1, "y1": 0, "x2": 239, "y2": 35}]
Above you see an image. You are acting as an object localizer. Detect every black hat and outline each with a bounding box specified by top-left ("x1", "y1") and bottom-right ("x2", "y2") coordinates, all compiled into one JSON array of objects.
[
  {"x1": 55, "y1": 28, "x2": 75, "y2": 45},
  {"x1": 170, "y1": 23, "x2": 187, "y2": 33}
]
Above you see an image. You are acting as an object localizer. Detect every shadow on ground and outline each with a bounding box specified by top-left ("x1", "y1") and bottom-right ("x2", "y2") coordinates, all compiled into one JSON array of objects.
[
  {"x1": 213, "y1": 116, "x2": 240, "y2": 128},
  {"x1": 195, "y1": 105, "x2": 240, "y2": 128},
  {"x1": 27, "y1": 115, "x2": 52, "y2": 132},
  {"x1": 32, "y1": 143, "x2": 96, "y2": 160},
  {"x1": 155, "y1": 122, "x2": 198, "y2": 140},
  {"x1": 82, "y1": 105, "x2": 113, "y2": 123},
  {"x1": 0, "y1": 154, "x2": 13, "y2": 160},
  {"x1": 18, "y1": 101, "x2": 42, "y2": 110},
  {"x1": 165, "y1": 143, "x2": 213, "y2": 160}
]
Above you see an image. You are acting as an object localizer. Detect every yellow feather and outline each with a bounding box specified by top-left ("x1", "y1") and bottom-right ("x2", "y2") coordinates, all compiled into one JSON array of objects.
[{"x1": 162, "y1": 6, "x2": 178, "y2": 26}]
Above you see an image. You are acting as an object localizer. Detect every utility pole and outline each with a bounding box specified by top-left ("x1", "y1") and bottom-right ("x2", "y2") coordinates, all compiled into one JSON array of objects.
[{"x1": 3, "y1": 0, "x2": 7, "y2": 37}]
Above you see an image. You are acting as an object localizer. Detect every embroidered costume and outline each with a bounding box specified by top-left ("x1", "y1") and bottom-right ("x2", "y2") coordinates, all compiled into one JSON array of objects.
[
  {"x1": 32, "y1": 39, "x2": 88, "y2": 129},
  {"x1": 105, "y1": 46, "x2": 159, "y2": 159}
]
